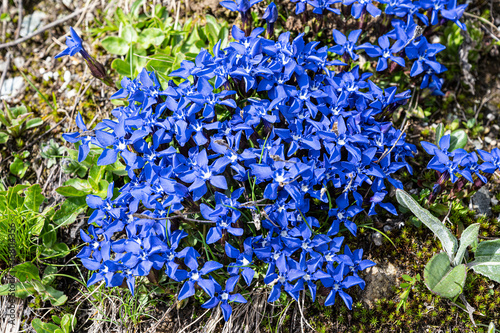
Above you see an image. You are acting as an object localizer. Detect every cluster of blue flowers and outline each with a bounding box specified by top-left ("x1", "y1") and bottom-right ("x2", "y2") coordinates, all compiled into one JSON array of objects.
[
  {"x1": 422, "y1": 135, "x2": 500, "y2": 197},
  {"x1": 56, "y1": 0, "x2": 474, "y2": 321},
  {"x1": 59, "y1": 22, "x2": 421, "y2": 320},
  {"x1": 223, "y1": 0, "x2": 468, "y2": 96}
]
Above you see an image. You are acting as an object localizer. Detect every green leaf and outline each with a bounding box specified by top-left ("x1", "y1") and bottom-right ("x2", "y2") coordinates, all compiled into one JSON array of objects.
[
  {"x1": 89, "y1": 164, "x2": 105, "y2": 185},
  {"x1": 56, "y1": 180, "x2": 92, "y2": 196},
  {"x1": 452, "y1": 223, "x2": 480, "y2": 266},
  {"x1": 42, "y1": 224, "x2": 57, "y2": 248},
  {"x1": 10, "y1": 155, "x2": 30, "y2": 178},
  {"x1": 10, "y1": 262, "x2": 41, "y2": 282},
  {"x1": 24, "y1": 184, "x2": 45, "y2": 212},
  {"x1": 448, "y1": 129, "x2": 468, "y2": 151},
  {"x1": 3, "y1": 184, "x2": 28, "y2": 209},
  {"x1": 468, "y1": 239, "x2": 500, "y2": 282},
  {"x1": 0, "y1": 131, "x2": 9, "y2": 143},
  {"x1": 130, "y1": 0, "x2": 146, "y2": 17},
  {"x1": 60, "y1": 314, "x2": 77, "y2": 333},
  {"x1": 140, "y1": 28, "x2": 165, "y2": 48},
  {"x1": 30, "y1": 215, "x2": 45, "y2": 236},
  {"x1": 218, "y1": 26, "x2": 229, "y2": 49},
  {"x1": 50, "y1": 243, "x2": 70, "y2": 257},
  {"x1": 474, "y1": 239, "x2": 500, "y2": 262},
  {"x1": 111, "y1": 58, "x2": 132, "y2": 77},
  {"x1": 42, "y1": 266, "x2": 57, "y2": 285},
  {"x1": 470, "y1": 262, "x2": 500, "y2": 284},
  {"x1": 31, "y1": 318, "x2": 62, "y2": 333},
  {"x1": 435, "y1": 123, "x2": 444, "y2": 145},
  {"x1": 0, "y1": 282, "x2": 34, "y2": 298},
  {"x1": 31, "y1": 280, "x2": 46, "y2": 293},
  {"x1": 101, "y1": 36, "x2": 129, "y2": 55},
  {"x1": 145, "y1": 54, "x2": 175, "y2": 76},
  {"x1": 52, "y1": 315, "x2": 61, "y2": 325},
  {"x1": 122, "y1": 25, "x2": 138, "y2": 43},
  {"x1": 25, "y1": 117, "x2": 43, "y2": 129},
  {"x1": 424, "y1": 252, "x2": 466, "y2": 298},
  {"x1": 52, "y1": 196, "x2": 87, "y2": 227},
  {"x1": 396, "y1": 189, "x2": 457, "y2": 261},
  {"x1": 42, "y1": 285, "x2": 68, "y2": 306},
  {"x1": 488, "y1": 321, "x2": 496, "y2": 333}
]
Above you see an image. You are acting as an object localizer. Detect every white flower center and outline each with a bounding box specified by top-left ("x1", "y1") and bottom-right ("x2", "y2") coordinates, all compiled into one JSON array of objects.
[{"x1": 202, "y1": 170, "x2": 212, "y2": 180}]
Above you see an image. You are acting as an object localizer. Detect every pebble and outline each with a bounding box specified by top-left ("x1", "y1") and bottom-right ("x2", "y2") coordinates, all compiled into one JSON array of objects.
[
  {"x1": 472, "y1": 139, "x2": 483, "y2": 150},
  {"x1": 20, "y1": 11, "x2": 47, "y2": 37},
  {"x1": 487, "y1": 113, "x2": 495, "y2": 121},
  {"x1": 372, "y1": 232, "x2": 383, "y2": 246},
  {"x1": 471, "y1": 187, "x2": 491, "y2": 216},
  {"x1": 65, "y1": 89, "x2": 77, "y2": 99},
  {"x1": 430, "y1": 36, "x2": 440, "y2": 44},
  {"x1": 63, "y1": 70, "x2": 71, "y2": 83},
  {"x1": 485, "y1": 136, "x2": 493, "y2": 144},
  {"x1": 493, "y1": 125, "x2": 500, "y2": 131},
  {"x1": 0, "y1": 77, "x2": 24, "y2": 100},
  {"x1": 13, "y1": 57, "x2": 25, "y2": 69},
  {"x1": 492, "y1": 140, "x2": 498, "y2": 146}
]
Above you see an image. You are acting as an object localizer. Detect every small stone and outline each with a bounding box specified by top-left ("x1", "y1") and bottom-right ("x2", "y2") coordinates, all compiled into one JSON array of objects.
[
  {"x1": 492, "y1": 140, "x2": 498, "y2": 146},
  {"x1": 65, "y1": 89, "x2": 77, "y2": 99},
  {"x1": 472, "y1": 187, "x2": 491, "y2": 216},
  {"x1": 493, "y1": 125, "x2": 500, "y2": 131},
  {"x1": 472, "y1": 139, "x2": 483, "y2": 150},
  {"x1": 0, "y1": 77, "x2": 24, "y2": 100},
  {"x1": 360, "y1": 263, "x2": 399, "y2": 308},
  {"x1": 487, "y1": 113, "x2": 495, "y2": 121},
  {"x1": 20, "y1": 11, "x2": 48, "y2": 37},
  {"x1": 63, "y1": 70, "x2": 71, "y2": 83},
  {"x1": 383, "y1": 224, "x2": 392, "y2": 233},
  {"x1": 13, "y1": 57, "x2": 25, "y2": 69},
  {"x1": 430, "y1": 36, "x2": 440, "y2": 44},
  {"x1": 372, "y1": 232, "x2": 383, "y2": 246},
  {"x1": 485, "y1": 136, "x2": 493, "y2": 144}
]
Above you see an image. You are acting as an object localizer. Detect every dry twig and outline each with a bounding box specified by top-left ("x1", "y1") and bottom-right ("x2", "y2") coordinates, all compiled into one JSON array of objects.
[{"x1": 0, "y1": 5, "x2": 96, "y2": 50}]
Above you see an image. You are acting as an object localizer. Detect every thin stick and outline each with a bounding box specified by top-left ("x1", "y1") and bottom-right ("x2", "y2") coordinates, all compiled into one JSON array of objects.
[
  {"x1": 15, "y1": 0, "x2": 22, "y2": 40},
  {"x1": 375, "y1": 121, "x2": 410, "y2": 163},
  {"x1": 1, "y1": 0, "x2": 7, "y2": 43},
  {"x1": 0, "y1": 52, "x2": 11, "y2": 99},
  {"x1": 296, "y1": 292, "x2": 314, "y2": 331},
  {"x1": 464, "y1": 12, "x2": 500, "y2": 34},
  {"x1": 178, "y1": 308, "x2": 211, "y2": 333},
  {"x1": 0, "y1": 6, "x2": 96, "y2": 50}
]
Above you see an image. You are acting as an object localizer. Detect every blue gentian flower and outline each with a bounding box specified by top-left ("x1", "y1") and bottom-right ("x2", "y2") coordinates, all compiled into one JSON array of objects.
[
  {"x1": 175, "y1": 247, "x2": 223, "y2": 300},
  {"x1": 201, "y1": 276, "x2": 247, "y2": 321},
  {"x1": 55, "y1": 27, "x2": 84, "y2": 58}
]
